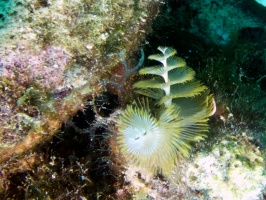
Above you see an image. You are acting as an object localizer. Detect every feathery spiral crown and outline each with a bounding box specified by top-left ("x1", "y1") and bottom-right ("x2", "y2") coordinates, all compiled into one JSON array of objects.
[{"x1": 117, "y1": 47, "x2": 215, "y2": 175}]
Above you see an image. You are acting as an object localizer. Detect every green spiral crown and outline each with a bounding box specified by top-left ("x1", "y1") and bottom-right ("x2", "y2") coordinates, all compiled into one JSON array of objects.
[{"x1": 117, "y1": 47, "x2": 215, "y2": 175}]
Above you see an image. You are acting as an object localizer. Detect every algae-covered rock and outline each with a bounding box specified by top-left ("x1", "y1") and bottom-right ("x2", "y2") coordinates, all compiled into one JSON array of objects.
[
  {"x1": 185, "y1": 134, "x2": 266, "y2": 200},
  {"x1": 0, "y1": 0, "x2": 160, "y2": 184}
]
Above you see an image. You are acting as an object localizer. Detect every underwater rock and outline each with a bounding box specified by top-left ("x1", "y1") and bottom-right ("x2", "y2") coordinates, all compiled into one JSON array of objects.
[
  {"x1": 187, "y1": 0, "x2": 265, "y2": 45},
  {"x1": 0, "y1": 0, "x2": 160, "y2": 192},
  {"x1": 238, "y1": 27, "x2": 266, "y2": 46},
  {"x1": 185, "y1": 134, "x2": 266, "y2": 200}
]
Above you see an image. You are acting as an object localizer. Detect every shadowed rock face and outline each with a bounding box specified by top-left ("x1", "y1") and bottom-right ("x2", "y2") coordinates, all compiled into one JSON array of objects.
[
  {"x1": 238, "y1": 27, "x2": 266, "y2": 46},
  {"x1": 241, "y1": 0, "x2": 266, "y2": 22}
]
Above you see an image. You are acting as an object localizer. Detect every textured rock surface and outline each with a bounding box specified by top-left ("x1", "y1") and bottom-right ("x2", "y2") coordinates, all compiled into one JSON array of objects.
[
  {"x1": 184, "y1": 134, "x2": 266, "y2": 200},
  {"x1": 0, "y1": 0, "x2": 160, "y2": 174}
]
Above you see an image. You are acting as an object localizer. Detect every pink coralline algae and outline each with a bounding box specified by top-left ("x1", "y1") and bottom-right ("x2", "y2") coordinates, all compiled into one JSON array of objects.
[{"x1": 0, "y1": 45, "x2": 70, "y2": 91}]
